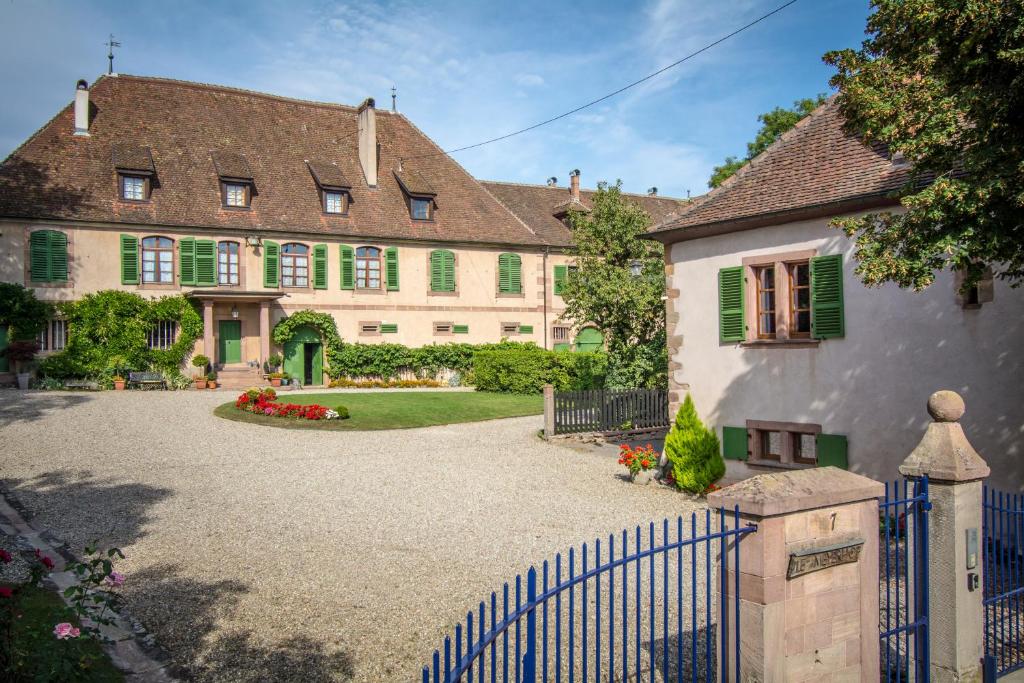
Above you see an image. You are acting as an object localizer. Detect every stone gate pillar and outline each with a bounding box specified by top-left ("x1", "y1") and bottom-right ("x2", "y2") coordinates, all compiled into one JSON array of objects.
[
  {"x1": 708, "y1": 467, "x2": 883, "y2": 682},
  {"x1": 899, "y1": 390, "x2": 990, "y2": 683}
]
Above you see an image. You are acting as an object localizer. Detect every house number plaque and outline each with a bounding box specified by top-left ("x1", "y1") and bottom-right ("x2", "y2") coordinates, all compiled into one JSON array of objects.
[{"x1": 787, "y1": 538, "x2": 864, "y2": 579}]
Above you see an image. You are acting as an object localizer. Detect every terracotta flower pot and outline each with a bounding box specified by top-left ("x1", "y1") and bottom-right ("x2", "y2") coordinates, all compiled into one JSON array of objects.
[
  {"x1": 271, "y1": 377, "x2": 282, "y2": 387},
  {"x1": 208, "y1": 381, "x2": 217, "y2": 389},
  {"x1": 113, "y1": 380, "x2": 126, "y2": 391},
  {"x1": 194, "y1": 378, "x2": 207, "y2": 390}
]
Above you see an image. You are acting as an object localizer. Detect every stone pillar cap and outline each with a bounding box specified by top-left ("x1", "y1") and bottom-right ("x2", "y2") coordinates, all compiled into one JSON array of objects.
[
  {"x1": 707, "y1": 466, "x2": 884, "y2": 517},
  {"x1": 899, "y1": 390, "x2": 990, "y2": 483}
]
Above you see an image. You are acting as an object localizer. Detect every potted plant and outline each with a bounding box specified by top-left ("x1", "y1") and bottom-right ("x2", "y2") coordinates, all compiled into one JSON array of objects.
[
  {"x1": 266, "y1": 353, "x2": 283, "y2": 374},
  {"x1": 206, "y1": 370, "x2": 218, "y2": 389},
  {"x1": 109, "y1": 355, "x2": 128, "y2": 390},
  {"x1": 618, "y1": 444, "x2": 661, "y2": 485},
  {"x1": 3, "y1": 340, "x2": 40, "y2": 390},
  {"x1": 191, "y1": 354, "x2": 209, "y2": 389},
  {"x1": 269, "y1": 371, "x2": 284, "y2": 388}
]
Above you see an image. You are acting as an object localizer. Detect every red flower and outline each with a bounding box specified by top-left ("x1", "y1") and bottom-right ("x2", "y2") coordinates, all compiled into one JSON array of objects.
[
  {"x1": 0, "y1": 587, "x2": 12, "y2": 599},
  {"x1": 0, "y1": 549, "x2": 11, "y2": 563},
  {"x1": 41, "y1": 555, "x2": 55, "y2": 569}
]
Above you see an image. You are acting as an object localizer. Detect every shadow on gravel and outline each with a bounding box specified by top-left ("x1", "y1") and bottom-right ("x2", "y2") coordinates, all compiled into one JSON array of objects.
[
  {"x1": 128, "y1": 564, "x2": 354, "y2": 682},
  {"x1": 0, "y1": 392, "x2": 93, "y2": 427},
  {"x1": 1, "y1": 470, "x2": 172, "y2": 549}
]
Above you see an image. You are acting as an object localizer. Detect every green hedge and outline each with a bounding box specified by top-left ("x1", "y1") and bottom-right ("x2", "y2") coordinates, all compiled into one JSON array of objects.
[
  {"x1": 472, "y1": 349, "x2": 607, "y2": 393},
  {"x1": 327, "y1": 340, "x2": 542, "y2": 379}
]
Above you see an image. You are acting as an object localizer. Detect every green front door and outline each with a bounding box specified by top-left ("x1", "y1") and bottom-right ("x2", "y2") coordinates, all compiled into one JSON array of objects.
[
  {"x1": 218, "y1": 320, "x2": 242, "y2": 364},
  {"x1": 282, "y1": 325, "x2": 323, "y2": 386},
  {"x1": 0, "y1": 326, "x2": 8, "y2": 372},
  {"x1": 574, "y1": 327, "x2": 604, "y2": 352}
]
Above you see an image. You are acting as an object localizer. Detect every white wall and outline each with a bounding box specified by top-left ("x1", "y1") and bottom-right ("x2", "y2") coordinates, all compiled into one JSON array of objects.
[{"x1": 669, "y1": 214, "x2": 1024, "y2": 486}]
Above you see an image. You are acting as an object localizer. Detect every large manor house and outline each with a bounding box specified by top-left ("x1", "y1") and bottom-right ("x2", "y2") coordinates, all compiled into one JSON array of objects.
[{"x1": 0, "y1": 74, "x2": 685, "y2": 385}]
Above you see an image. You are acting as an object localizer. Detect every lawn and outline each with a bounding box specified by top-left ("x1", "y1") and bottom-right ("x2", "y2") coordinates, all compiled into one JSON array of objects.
[{"x1": 214, "y1": 390, "x2": 544, "y2": 430}]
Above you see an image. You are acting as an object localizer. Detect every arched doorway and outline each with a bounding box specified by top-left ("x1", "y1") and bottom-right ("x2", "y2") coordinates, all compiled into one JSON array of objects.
[
  {"x1": 574, "y1": 327, "x2": 604, "y2": 352},
  {"x1": 282, "y1": 325, "x2": 323, "y2": 386}
]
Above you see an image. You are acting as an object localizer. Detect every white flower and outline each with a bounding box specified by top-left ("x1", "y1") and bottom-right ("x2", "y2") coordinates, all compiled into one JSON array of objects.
[{"x1": 324, "y1": 410, "x2": 339, "y2": 420}]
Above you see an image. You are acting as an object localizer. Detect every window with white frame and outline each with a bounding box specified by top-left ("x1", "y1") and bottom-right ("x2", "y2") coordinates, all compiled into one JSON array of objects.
[
  {"x1": 356, "y1": 246, "x2": 381, "y2": 289},
  {"x1": 50, "y1": 319, "x2": 67, "y2": 351},
  {"x1": 120, "y1": 175, "x2": 147, "y2": 201},
  {"x1": 323, "y1": 191, "x2": 346, "y2": 214},
  {"x1": 141, "y1": 236, "x2": 174, "y2": 284},
  {"x1": 281, "y1": 243, "x2": 309, "y2": 288},
  {"x1": 148, "y1": 320, "x2": 178, "y2": 350},
  {"x1": 218, "y1": 241, "x2": 240, "y2": 285}
]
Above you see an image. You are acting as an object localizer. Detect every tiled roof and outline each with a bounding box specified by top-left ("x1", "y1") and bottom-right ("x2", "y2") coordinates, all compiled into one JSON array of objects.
[
  {"x1": 211, "y1": 151, "x2": 253, "y2": 181},
  {"x1": 110, "y1": 144, "x2": 154, "y2": 174},
  {"x1": 0, "y1": 75, "x2": 542, "y2": 246},
  {"x1": 482, "y1": 181, "x2": 692, "y2": 247},
  {"x1": 306, "y1": 160, "x2": 350, "y2": 190},
  {"x1": 393, "y1": 167, "x2": 436, "y2": 197},
  {"x1": 650, "y1": 98, "x2": 909, "y2": 238}
]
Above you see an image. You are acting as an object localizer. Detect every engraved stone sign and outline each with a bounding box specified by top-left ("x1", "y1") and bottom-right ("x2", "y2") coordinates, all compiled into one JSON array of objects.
[{"x1": 787, "y1": 538, "x2": 864, "y2": 579}]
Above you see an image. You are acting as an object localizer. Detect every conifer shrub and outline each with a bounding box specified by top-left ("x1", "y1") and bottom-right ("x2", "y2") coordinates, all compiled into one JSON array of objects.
[{"x1": 663, "y1": 394, "x2": 725, "y2": 494}]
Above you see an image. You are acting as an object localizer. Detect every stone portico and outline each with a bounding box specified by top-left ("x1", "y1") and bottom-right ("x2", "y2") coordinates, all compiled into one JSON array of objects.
[{"x1": 189, "y1": 290, "x2": 283, "y2": 378}]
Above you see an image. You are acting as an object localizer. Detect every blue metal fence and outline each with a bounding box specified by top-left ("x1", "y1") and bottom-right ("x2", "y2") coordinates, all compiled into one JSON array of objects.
[
  {"x1": 422, "y1": 508, "x2": 755, "y2": 683},
  {"x1": 879, "y1": 476, "x2": 930, "y2": 683},
  {"x1": 983, "y1": 486, "x2": 1024, "y2": 678}
]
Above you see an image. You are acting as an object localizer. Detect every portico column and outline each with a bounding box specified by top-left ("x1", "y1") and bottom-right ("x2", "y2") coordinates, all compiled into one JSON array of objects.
[
  {"x1": 259, "y1": 301, "x2": 271, "y2": 363},
  {"x1": 202, "y1": 300, "x2": 214, "y2": 362}
]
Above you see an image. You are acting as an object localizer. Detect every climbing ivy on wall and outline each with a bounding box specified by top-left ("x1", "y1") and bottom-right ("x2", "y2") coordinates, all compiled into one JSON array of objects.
[
  {"x1": 0, "y1": 283, "x2": 53, "y2": 340},
  {"x1": 39, "y1": 290, "x2": 202, "y2": 378},
  {"x1": 272, "y1": 310, "x2": 344, "y2": 375}
]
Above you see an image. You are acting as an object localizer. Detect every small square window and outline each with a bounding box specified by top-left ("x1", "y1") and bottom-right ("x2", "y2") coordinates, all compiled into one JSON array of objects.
[
  {"x1": 434, "y1": 322, "x2": 453, "y2": 335},
  {"x1": 501, "y1": 323, "x2": 520, "y2": 336},
  {"x1": 359, "y1": 322, "x2": 381, "y2": 336},
  {"x1": 324, "y1": 191, "x2": 346, "y2": 214},
  {"x1": 223, "y1": 183, "x2": 249, "y2": 208},
  {"x1": 120, "y1": 175, "x2": 147, "y2": 201},
  {"x1": 410, "y1": 197, "x2": 432, "y2": 220}
]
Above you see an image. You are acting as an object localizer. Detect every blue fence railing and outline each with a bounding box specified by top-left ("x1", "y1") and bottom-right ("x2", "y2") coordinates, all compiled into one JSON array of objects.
[
  {"x1": 422, "y1": 509, "x2": 756, "y2": 683},
  {"x1": 983, "y1": 486, "x2": 1024, "y2": 678},
  {"x1": 879, "y1": 476, "x2": 930, "y2": 683}
]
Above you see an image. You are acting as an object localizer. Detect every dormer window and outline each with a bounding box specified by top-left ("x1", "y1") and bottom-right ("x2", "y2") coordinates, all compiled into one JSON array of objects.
[
  {"x1": 120, "y1": 175, "x2": 147, "y2": 201},
  {"x1": 306, "y1": 160, "x2": 351, "y2": 216},
  {"x1": 222, "y1": 182, "x2": 249, "y2": 208},
  {"x1": 324, "y1": 191, "x2": 347, "y2": 215},
  {"x1": 410, "y1": 197, "x2": 432, "y2": 221},
  {"x1": 212, "y1": 151, "x2": 255, "y2": 210}
]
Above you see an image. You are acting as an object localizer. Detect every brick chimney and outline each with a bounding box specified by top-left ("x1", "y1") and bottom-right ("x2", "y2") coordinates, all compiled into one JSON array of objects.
[
  {"x1": 357, "y1": 97, "x2": 377, "y2": 187},
  {"x1": 569, "y1": 169, "x2": 580, "y2": 202},
  {"x1": 74, "y1": 79, "x2": 90, "y2": 136}
]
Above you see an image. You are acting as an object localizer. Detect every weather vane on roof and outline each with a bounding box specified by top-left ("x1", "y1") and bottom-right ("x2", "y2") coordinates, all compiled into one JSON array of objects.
[{"x1": 106, "y1": 34, "x2": 121, "y2": 75}]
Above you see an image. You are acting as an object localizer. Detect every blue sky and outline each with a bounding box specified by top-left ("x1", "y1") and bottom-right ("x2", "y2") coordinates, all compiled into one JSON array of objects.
[{"x1": 0, "y1": 0, "x2": 871, "y2": 198}]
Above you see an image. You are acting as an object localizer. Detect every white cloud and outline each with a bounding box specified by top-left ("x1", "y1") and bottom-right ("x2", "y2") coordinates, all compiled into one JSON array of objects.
[{"x1": 515, "y1": 73, "x2": 545, "y2": 87}]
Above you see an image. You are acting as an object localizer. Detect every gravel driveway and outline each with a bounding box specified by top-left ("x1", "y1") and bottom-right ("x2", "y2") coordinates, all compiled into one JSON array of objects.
[{"x1": 0, "y1": 390, "x2": 702, "y2": 682}]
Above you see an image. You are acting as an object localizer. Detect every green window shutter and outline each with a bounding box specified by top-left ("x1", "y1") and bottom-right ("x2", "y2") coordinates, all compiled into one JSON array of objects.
[
  {"x1": 339, "y1": 245, "x2": 354, "y2": 290},
  {"x1": 30, "y1": 231, "x2": 52, "y2": 282},
  {"x1": 263, "y1": 240, "x2": 280, "y2": 288},
  {"x1": 554, "y1": 265, "x2": 567, "y2": 295},
  {"x1": 195, "y1": 240, "x2": 216, "y2": 286},
  {"x1": 810, "y1": 254, "x2": 845, "y2": 339},
  {"x1": 519, "y1": 324, "x2": 534, "y2": 334},
  {"x1": 443, "y1": 251, "x2": 455, "y2": 291},
  {"x1": 179, "y1": 237, "x2": 196, "y2": 285},
  {"x1": 313, "y1": 244, "x2": 328, "y2": 290},
  {"x1": 430, "y1": 250, "x2": 455, "y2": 292},
  {"x1": 722, "y1": 426, "x2": 749, "y2": 461},
  {"x1": 385, "y1": 247, "x2": 399, "y2": 291},
  {"x1": 49, "y1": 231, "x2": 68, "y2": 281},
  {"x1": 816, "y1": 433, "x2": 848, "y2": 469},
  {"x1": 380, "y1": 323, "x2": 398, "y2": 334},
  {"x1": 453, "y1": 324, "x2": 469, "y2": 334},
  {"x1": 499, "y1": 253, "x2": 521, "y2": 293},
  {"x1": 718, "y1": 266, "x2": 745, "y2": 342},
  {"x1": 120, "y1": 234, "x2": 139, "y2": 284}
]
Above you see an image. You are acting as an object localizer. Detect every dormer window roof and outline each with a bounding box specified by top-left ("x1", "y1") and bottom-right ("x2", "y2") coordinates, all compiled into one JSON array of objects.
[
  {"x1": 306, "y1": 160, "x2": 351, "y2": 191},
  {"x1": 394, "y1": 168, "x2": 437, "y2": 198},
  {"x1": 551, "y1": 198, "x2": 590, "y2": 220},
  {"x1": 112, "y1": 144, "x2": 155, "y2": 175},
  {"x1": 211, "y1": 151, "x2": 253, "y2": 182}
]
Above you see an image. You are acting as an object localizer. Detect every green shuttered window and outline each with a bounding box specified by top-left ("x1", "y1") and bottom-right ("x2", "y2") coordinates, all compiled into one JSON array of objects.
[
  {"x1": 195, "y1": 239, "x2": 216, "y2": 286},
  {"x1": 313, "y1": 244, "x2": 328, "y2": 290},
  {"x1": 498, "y1": 253, "x2": 522, "y2": 294},
  {"x1": 722, "y1": 426, "x2": 749, "y2": 460},
  {"x1": 430, "y1": 249, "x2": 455, "y2": 292},
  {"x1": 816, "y1": 433, "x2": 848, "y2": 469},
  {"x1": 718, "y1": 266, "x2": 745, "y2": 342},
  {"x1": 120, "y1": 235, "x2": 139, "y2": 284},
  {"x1": 810, "y1": 254, "x2": 845, "y2": 339},
  {"x1": 553, "y1": 265, "x2": 567, "y2": 295},
  {"x1": 263, "y1": 240, "x2": 280, "y2": 288},
  {"x1": 339, "y1": 245, "x2": 354, "y2": 290},
  {"x1": 385, "y1": 247, "x2": 399, "y2": 291},
  {"x1": 179, "y1": 238, "x2": 196, "y2": 285},
  {"x1": 30, "y1": 230, "x2": 68, "y2": 283}
]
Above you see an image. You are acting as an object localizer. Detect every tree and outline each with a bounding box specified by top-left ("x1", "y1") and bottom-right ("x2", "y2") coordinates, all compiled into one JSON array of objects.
[
  {"x1": 663, "y1": 394, "x2": 725, "y2": 494},
  {"x1": 824, "y1": 1, "x2": 1024, "y2": 290},
  {"x1": 708, "y1": 95, "x2": 827, "y2": 188},
  {"x1": 562, "y1": 182, "x2": 666, "y2": 388}
]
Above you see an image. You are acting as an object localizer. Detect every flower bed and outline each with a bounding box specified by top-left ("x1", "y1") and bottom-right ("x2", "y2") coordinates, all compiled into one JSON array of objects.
[
  {"x1": 234, "y1": 388, "x2": 348, "y2": 421},
  {"x1": 327, "y1": 377, "x2": 442, "y2": 389}
]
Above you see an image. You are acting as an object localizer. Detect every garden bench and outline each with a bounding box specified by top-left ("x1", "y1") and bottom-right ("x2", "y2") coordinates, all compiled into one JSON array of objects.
[
  {"x1": 63, "y1": 380, "x2": 99, "y2": 391},
  {"x1": 127, "y1": 372, "x2": 167, "y2": 390}
]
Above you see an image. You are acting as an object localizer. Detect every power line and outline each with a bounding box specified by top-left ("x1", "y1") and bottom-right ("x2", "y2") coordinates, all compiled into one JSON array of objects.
[{"x1": 401, "y1": 0, "x2": 800, "y2": 163}]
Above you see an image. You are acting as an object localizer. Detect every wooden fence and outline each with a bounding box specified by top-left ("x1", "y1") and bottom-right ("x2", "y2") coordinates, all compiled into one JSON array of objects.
[{"x1": 551, "y1": 388, "x2": 669, "y2": 435}]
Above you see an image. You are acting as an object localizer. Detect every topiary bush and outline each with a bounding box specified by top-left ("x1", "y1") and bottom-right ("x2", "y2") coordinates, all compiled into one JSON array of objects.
[{"x1": 663, "y1": 394, "x2": 725, "y2": 494}]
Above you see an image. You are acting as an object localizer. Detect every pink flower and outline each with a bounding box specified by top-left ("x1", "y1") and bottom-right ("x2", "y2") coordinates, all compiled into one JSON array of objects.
[
  {"x1": 53, "y1": 622, "x2": 80, "y2": 639},
  {"x1": 104, "y1": 571, "x2": 126, "y2": 587},
  {"x1": 34, "y1": 549, "x2": 55, "y2": 570},
  {"x1": 264, "y1": 407, "x2": 273, "y2": 415},
  {"x1": 0, "y1": 549, "x2": 11, "y2": 563}
]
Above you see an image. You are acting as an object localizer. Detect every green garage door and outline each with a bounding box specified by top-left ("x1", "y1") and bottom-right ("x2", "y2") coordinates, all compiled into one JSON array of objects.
[{"x1": 574, "y1": 327, "x2": 604, "y2": 352}]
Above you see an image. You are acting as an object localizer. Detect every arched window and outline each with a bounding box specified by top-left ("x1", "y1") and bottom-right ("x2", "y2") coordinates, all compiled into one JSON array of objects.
[
  {"x1": 356, "y1": 246, "x2": 381, "y2": 289},
  {"x1": 218, "y1": 241, "x2": 239, "y2": 285},
  {"x1": 281, "y1": 243, "x2": 309, "y2": 287},
  {"x1": 141, "y1": 236, "x2": 173, "y2": 284}
]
